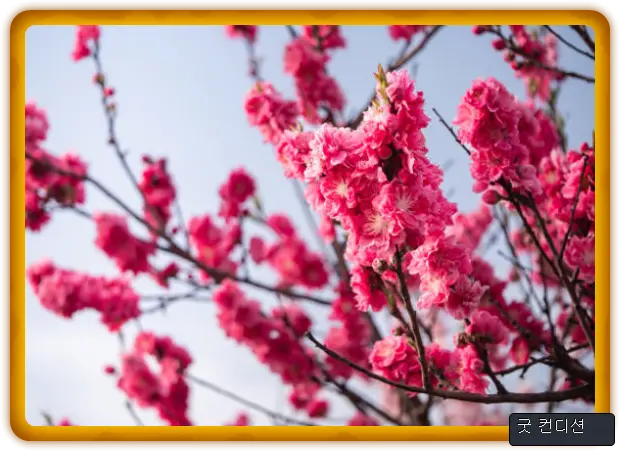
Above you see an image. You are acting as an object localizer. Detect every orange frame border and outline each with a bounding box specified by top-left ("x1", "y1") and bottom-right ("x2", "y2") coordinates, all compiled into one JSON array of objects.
[{"x1": 10, "y1": 10, "x2": 610, "y2": 441}]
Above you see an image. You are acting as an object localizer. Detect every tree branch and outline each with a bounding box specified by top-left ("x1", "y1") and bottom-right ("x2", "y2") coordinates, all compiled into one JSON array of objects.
[
  {"x1": 543, "y1": 26, "x2": 594, "y2": 60},
  {"x1": 306, "y1": 332, "x2": 593, "y2": 404}
]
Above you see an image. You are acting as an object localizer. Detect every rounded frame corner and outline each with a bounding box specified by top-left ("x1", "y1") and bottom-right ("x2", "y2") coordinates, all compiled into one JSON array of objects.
[
  {"x1": 0, "y1": 0, "x2": 33, "y2": 34},
  {"x1": 0, "y1": 415, "x2": 34, "y2": 449}
]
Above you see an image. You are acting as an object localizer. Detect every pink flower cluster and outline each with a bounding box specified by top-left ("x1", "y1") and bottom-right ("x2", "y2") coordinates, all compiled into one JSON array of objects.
[
  {"x1": 474, "y1": 26, "x2": 562, "y2": 102},
  {"x1": 250, "y1": 214, "x2": 329, "y2": 290},
  {"x1": 387, "y1": 26, "x2": 428, "y2": 42},
  {"x1": 94, "y1": 212, "x2": 156, "y2": 274},
  {"x1": 347, "y1": 412, "x2": 380, "y2": 426},
  {"x1": 71, "y1": 25, "x2": 101, "y2": 61},
  {"x1": 183, "y1": 169, "x2": 257, "y2": 282},
  {"x1": 510, "y1": 26, "x2": 562, "y2": 103},
  {"x1": 309, "y1": 72, "x2": 451, "y2": 260},
  {"x1": 212, "y1": 281, "x2": 328, "y2": 417},
  {"x1": 244, "y1": 81, "x2": 300, "y2": 145},
  {"x1": 93, "y1": 211, "x2": 179, "y2": 288},
  {"x1": 454, "y1": 77, "x2": 546, "y2": 200},
  {"x1": 25, "y1": 103, "x2": 88, "y2": 232},
  {"x1": 408, "y1": 235, "x2": 484, "y2": 320},
  {"x1": 273, "y1": 69, "x2": 493, "y2": 325},
  {"x1": 218, "y1": 167, "x2": 256, "y2": 220},
  {"x1": 323, "y1": 285, "x2": 373, "y2": 379},
  {"x1": 138, "y1": 156, "x2": 177, "y2": 235},
  {"x1": 224, "y1": 26, "x2": 258, "y2": 43},
  {"x1": 446, "y1": 201, "x2": 493, "y2": 251},
  {"x1": 27, "y1": 260, "x2": 140, "y2": 331},
  {"x1": 117, "y1": 332, "x2": 193, "y2": 425},
  {"x1": 517, "y1": 102, "x2": 561, "y2": 167},
  {"x1": 467, "y1": 255, "x2": 553, "y2": 367},
  {"x1": 283, "y1": 37, "x2": 345, "y2": 124},
  {"x1": 369, "y1": 312, "x2": 510, "y2": 395},
  {"x1": 537, "y1": 144, "x2": 595, "y2": 284},
  {"x1": 302, "y1": 26, "x2": 347, "y2": 50},
  {"x1": 188, "y1": 214, "x2": 240, "y2": 282},
  {"x1": 225, "y1": 412, "x2": 251, "y2": 426}
]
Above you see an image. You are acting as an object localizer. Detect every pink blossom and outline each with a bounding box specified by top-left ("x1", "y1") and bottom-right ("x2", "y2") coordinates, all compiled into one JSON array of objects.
[
  {"x1": 302, "y1": 26, "x2": 347, "y2": 50},
  {"x1": 226, "y1": 412, "x2": 251, "y2": 426},
  {"x1": 27, "y1": 260, "x2": 140, "y2": 331},
  {"x1": 387, "y1": 25, "x2": 427, "y2": 41},
  {"x1": 369, "y1": 335, "x2": 410, "y2": 369},
  {"x1": 220, "y1": 168, "x2": 256, "y2": 205},
  {"x1": 306, "y1": 399, "x2": 329, "y2": 418},
  {"x1": 350, "y1": 265, "x2": 388, "y2": 312},
  {"x1": 458, "y1": 344, "x2": 488, "y2": 394},
  {"x1": 454, "y1": 77, "x2": 543, "y2": 198},
  {"x1": 224, "y1": 26, "x2": 258, "y2": 43},
  {"x1": 94, "y1": 212, "x2": 155, "y2": 275},
  {"x1": 564, "y1": 234, "x2": 594, "y2": 283},
  {"x1": 347, "y1": 412, "x2": 380, "y2": 426},
  {"x1": 71, "y1": 26, "x2": 101, "y2": 61},
  {"x1": 244, "y1": 81, "x2": 299, "y2": 145},
  {"x1": 283, "y1": 38, "x2": 344, "y2": 124},
  {"x1": 265, "y1": 213, "x2": 297, "y2": 238},
  {"x1": 466, "y1": 310, "x2": 509, "y2": 345},
  {"x1": 249, "y1": 236, "x2": 267, "y2": 263}
]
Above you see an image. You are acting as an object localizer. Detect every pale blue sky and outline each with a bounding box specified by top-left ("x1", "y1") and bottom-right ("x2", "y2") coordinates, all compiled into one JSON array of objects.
[{"x1": 24, "y1": 25, "x2": 594, "y2": 426}]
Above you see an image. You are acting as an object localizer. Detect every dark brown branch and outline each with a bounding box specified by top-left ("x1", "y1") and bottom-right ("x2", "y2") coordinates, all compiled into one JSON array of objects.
[
  {"x1": 543, "y1": 26, "x2": 594, "y2": 60},
  {"x1": 306, "y1": 332, "x2": 593, "y2": 404},
  {"x1": 517, "y1": 189, "x2": 594, "y2": 351},
  {"x1": 26, "y1": 152, "x2": 334, "y2": 307},
  {"x1": 433, "y1": 106, "x2": 594, "y2": 353},
  {"x1": 394, "y1": 248, "x2": 430, "y2": 391},
  {"x1": 488, "y1": 26, "x2": 594, "y2": 83},
  {"x1": 570, "y1": 25, "x2": 595, "y2": 53}
]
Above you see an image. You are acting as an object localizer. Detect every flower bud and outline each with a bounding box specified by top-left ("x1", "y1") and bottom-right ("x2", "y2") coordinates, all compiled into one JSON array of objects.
[
  {"x1": 373, "y1": 258, "x2": 388, "y2": 273},
  {"x1": 393, "y1": 325, "x2": 405, "y2": 336},
  {"x1": 93, "y1": 72, "x2": 105, "y2": 85},
  {"x1": 482, "y1": 190, "x2": 501, "y2": 205},
  {"x1": 509, "y1": 267, "x2": 520, "y2": 282},
  {"x1": 492, "y1": 39, "x2": 506, "y2": 50},
  {"x1": 503, "y1": 51, "x2": 516, "y2": 62}
]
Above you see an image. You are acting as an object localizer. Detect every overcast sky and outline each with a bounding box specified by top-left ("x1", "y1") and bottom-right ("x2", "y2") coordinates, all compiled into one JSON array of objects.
[{"x1": 24, "y1": 25, "x2": 594, "y2": 426}]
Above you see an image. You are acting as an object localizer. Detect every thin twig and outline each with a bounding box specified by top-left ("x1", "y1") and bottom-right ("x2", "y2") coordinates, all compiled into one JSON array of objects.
[
  {"x1": 570, "y1": 25, "x2": 595, "y2": 53},
  {"x1": 124, "y1": 401, "x2": 144, "y2": 426},
  {"x1": 476, "y1": 344, "x2": 508, "y2": 394},
  {"x1": 432, "y1": 108, "x2": 471, "y2": 155},
  {"x1": 543, "y1": 26, "x2": 594, "y2": 60},
  {"x1": 394, "y1": 248, "x2": 430, "y2": 391},
  {"x1": 187, "y1": 374, "x2": 316, "y2": 426}
]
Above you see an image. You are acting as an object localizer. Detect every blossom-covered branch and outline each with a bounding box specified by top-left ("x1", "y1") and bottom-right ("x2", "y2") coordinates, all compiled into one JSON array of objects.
[{"x1": 26, "y1": 23, "x2": 596, "y2": 426}]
